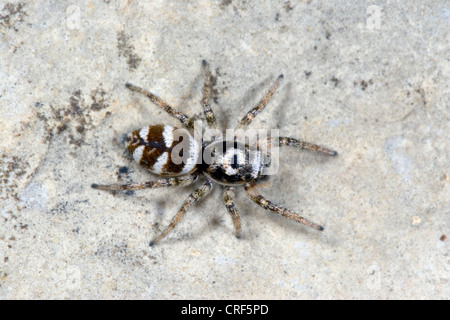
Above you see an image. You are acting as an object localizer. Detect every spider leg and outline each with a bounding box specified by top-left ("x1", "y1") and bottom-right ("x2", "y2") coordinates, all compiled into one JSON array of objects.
[
  {"x1": 125, "y1": 83, "x2": 193, "y2": 129},
  {"x1": 223, "y1": 186, "x2": 242, "y2": 238},
  {"x1": 201, "y1": 60, "x2": 217, "y2": 128},
  {"x1": 244, "y1": 184, "x2": 324, "y2": 231},
  {"x1": 91, "y1": 174, "x2": 198, "y2": 191},
  {"x1": 149, "y1": 179, "x2": 214, "y2": 246},
  {"x1": 278, "y1": 137, "x2": 338, "y2": 156},
  {"x1": 236, "y1": 74, "x2": 283, "y2": 129}
]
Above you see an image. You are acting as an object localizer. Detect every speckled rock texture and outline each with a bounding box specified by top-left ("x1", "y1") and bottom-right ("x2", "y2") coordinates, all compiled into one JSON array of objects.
[{"x1": 1, "y1": 1, "x2": 448, "y2": 299}]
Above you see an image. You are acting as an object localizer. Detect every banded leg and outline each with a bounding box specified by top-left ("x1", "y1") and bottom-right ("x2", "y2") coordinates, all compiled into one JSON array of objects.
[
  {"x1": 278, "y1": 137, "x2": 338, "y2": 156},
  {"x1": 201, "y1": 60, "x2": 217, "y2": 128},
  {"x1": 125, "y1": 83, "x2": 192, "y2": 129},
  {"x1": 245, "y1": 184, "x2": 324, "y2": 231},
  {"x1": 91, "y1": 174, "x2": 198, "y2": 191},
  {"x1": 236, "y1": 74, "x2": 284, "y2": 129},
  {"x1": 223, "y1": 186, "x2": 242, "y2": 238},
  {"x1": 150, "y1": 179, "x2": 214, "y2": 246}
]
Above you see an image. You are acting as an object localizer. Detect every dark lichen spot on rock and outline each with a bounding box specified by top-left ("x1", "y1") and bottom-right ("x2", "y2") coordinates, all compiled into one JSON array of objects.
[
  {"x1": 0, "y1": 154, "x2": 29, "y2": 203},
  {"x1": 330, "y1": 76, "x2": 339, "y2": 87},
  {"x1": 90, "y1": 87, "x2": 109, "y2": 111},
  {"x1": 69, "y1": 90, "x2": 83, "y2": 115},
  {"x1": 76, "y1": 125, "x2": 85, "y2": 134},
  {"x1": 361, "y1": 80, "x2": 368, "y2": 91},
  {"x1": 56, "y1": 122, "x2": 68, "y2": 134},
  {"x1": 0, "y1": 2, "x2": 27, "y2": 32},
  {"x1": 220, "y1": 0, "x2": 232, "y2": 8},
  {"x1": 284, "y1": 1, "x2": 294, "y2": 12},
  {"x1": 117, "y1": 31, "x2": 142, "y2": 70},
  {"x1": 36, "y1": 86, "x2": 111, "y2": 148},
  {"x1": 360, "y1": 79, "x2": 373, "y2": 91},
  {"x1": 275, "y1": 13, "x2": 280, "y2": 22}
]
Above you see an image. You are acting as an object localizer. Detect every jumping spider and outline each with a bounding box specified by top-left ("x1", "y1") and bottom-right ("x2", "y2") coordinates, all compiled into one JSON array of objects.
[{"x1": 92, "y1": 60, "x2": 337, "y2": 246}]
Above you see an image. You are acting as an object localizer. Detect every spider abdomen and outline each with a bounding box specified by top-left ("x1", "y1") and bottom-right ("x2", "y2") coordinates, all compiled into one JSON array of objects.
[{"x1": 123, "y1": 124, "x2": 200, "y2": 176}]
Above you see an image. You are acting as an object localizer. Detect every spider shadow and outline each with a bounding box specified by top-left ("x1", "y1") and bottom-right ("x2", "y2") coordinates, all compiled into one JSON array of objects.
[
  {"x1": 178, "y1": 69, "x2": 205, "y2": 119},
  {"x1": 150, "y1": 184, "x2": 229, "y2": 245},
  {"x1": 220, "y1": 74, "x2": 284, "y2": 131},
  {"x1": 273, "y1": 81, "x2": 293, "y2": 128}
]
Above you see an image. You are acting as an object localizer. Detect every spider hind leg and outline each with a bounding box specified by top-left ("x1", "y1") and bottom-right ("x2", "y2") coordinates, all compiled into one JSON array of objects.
[
  {"x1": 245, "y1": 184, "x2": 324, "y2": 231},
  {"x1": 223, "y1": 186, "x2": 242, "y2": 238},
  {"x1": 91, "y1": 174, "x2": 198, "y2": 191}
]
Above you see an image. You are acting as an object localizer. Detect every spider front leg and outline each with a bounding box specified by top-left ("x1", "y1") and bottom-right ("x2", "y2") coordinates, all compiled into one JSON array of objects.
[
  {"x1": 278, "y1": 137, "x2": 337, "y2": 156},
  {"x1": 245, "y1": 184, "x2": 324, "y2": 231},
  {"x1": 125, "y1": 83, "x2": 193, "y2": 129},
  {"x1": 91, "y1": 174, "x2": 198, "y2": 191},
  {"x1": 236, "y1": 74, "x2": 284, "y2": 129},
  {"x1": 201, "y1": 60, "x2": 217, "y2": 128},
  {"x1": 223, "y1": 186, "x2": 242, "y2": 238},
  {"x1": 149, "y1": 179, "x2": 214, "y2": 246}
]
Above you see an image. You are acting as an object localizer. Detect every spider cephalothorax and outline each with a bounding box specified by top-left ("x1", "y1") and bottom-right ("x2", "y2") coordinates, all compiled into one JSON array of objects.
[
  {"x1": 203, "y1": 140, "x2": 270, "y2": 185},
  {"x1": 92, "y1": 60, "x2": 337, "y2": 246}
]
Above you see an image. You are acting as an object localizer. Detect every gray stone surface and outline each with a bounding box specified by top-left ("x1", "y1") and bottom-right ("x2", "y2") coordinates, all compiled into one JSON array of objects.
[{"x1": 1, "y1": 1, "x2": 448, "y2": 299}]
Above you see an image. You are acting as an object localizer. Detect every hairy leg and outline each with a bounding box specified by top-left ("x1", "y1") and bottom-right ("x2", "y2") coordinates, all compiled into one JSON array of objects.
[
  {"x1": 201, "y1": 60, "x2": 217, "y2": 128},
  {"x1": 245, "y1": 184, "x2": 324, "y2": 231},
  {"x1": 278, "y1": 136, "x2": 338, "y2": 156},
  {"x1": 91, "y1": 174, "x2": 198, "y2": 191},
  {"x1": 126, "y1": 83, "x2": 193, "y2": 129},
  {"x1": 236, "y1": 74, "x2": 283, "y2": 129},
  {"x1": 223, "y1": 186, "x2": 242, "y2": 238}
]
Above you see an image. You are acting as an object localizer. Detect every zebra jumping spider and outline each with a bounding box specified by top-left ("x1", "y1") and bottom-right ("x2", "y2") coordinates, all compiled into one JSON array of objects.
[{"x1": 92, "y1": 60, "x2": 337, "y2": 246}]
